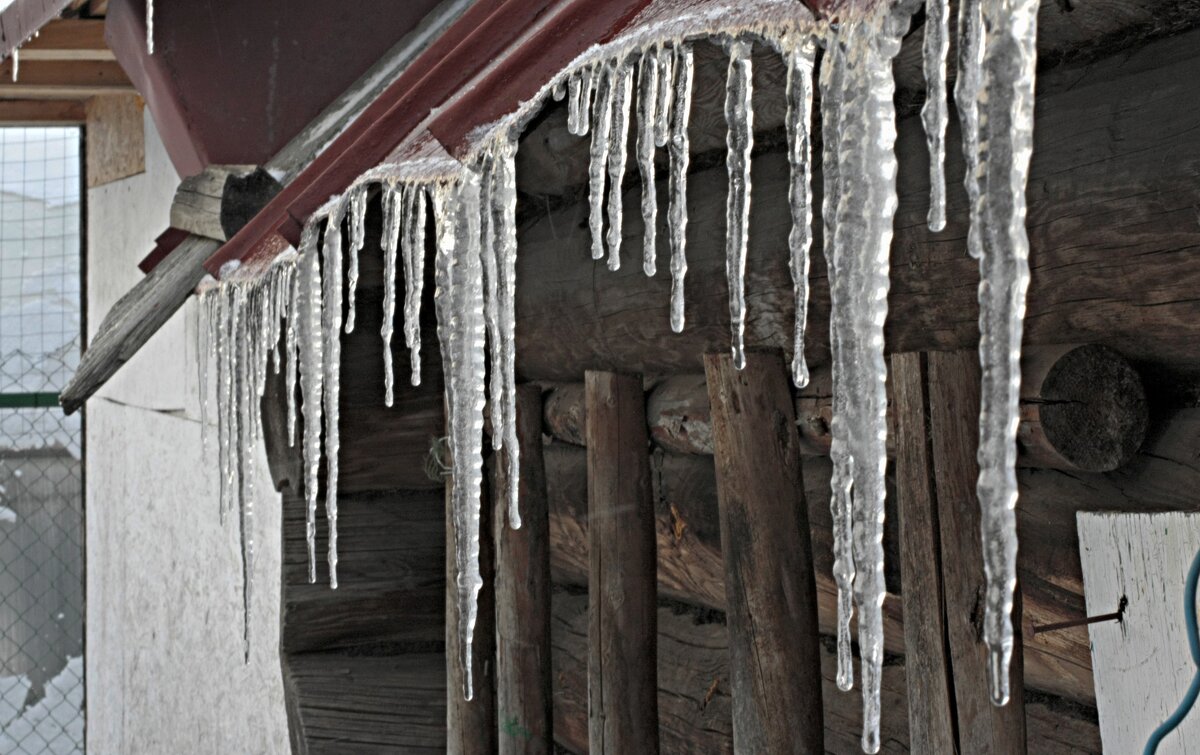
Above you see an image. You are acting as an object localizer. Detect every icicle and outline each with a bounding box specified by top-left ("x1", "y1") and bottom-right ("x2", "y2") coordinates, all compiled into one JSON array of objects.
[
  {"x1": 974, "y1": 0, "x2": 1038, "y2": 708},
  {"x1": 923, "y1": 0, "x2": 950, "y2": 232},
  {"x1": 588, "y1": 64, "x2": 616, "y2": 261},
  {"x1": 11, "y1": 48, "x2": 17, "y2": 83},
  {"x1": 146, "y1": 0, "x2": 154, "y2": 55},
  {"x1": 285, "y1": 263, "x2": 300, "y2": 445},
  {"x1": 345, "y1": 186, "x2": 367, "y2": 334},
  {"x1": 403, "y1": 186, "x2": 427, "y2": 387},
  {"x1": 322, "y1": 212, "x2": 344, "y2": 590},
  {"x1": 786, "y1": 38, "x2": 816, "y2": 389},
  {"x1": 479, "y1": 156, "x2": 504, "y2": 453},
  {"x1": 606, "y1": 60, "x2": 634, "y2": 271},
  {"x1": 956, "y1": 0, "x2": 985, "y2": 260},
  {"x1": 819, "y1": 29, "x2": 856, "y2": 697},
  {"x1": 723, "y1": 39, "x2": 753, "y2": 371},
  {"x1": 223, "y1": 285, "x2": 241, "y2": 524},
  {"x1": 236, "y1": 285, "x2": 255, "y2": 661},
  {"x1": 579, "y1": 65, "x2": 595, "y2": 136},
  {"x1": 492, "y1": 138, "x2": 521, "y2": 529},
  {"x1": 433, "y1": 175, "x2": 487, "y2": 701},
  {"x1": 198, "y1": 293, "x2": 212, "y2": 458},
  {"x1": 637, "y1": 51, "x2": 660, "y2": 277},
  {"x1": 382, "y1": 185, "x2": 402, "y2": 406},
  {"x1": 567, "y1": 70, "x2": 584, "y2": 135},
  {"x1": 826, "y1": 6, "x2": 913, "y2": 750},
  {"x1": 668, "y1": 43, "x2": 694, "y2": 333},
  {"x1": 297, "y1": 225, "x2": 324, "y2": 585},
  {"x1": 552, "y1": 78, "x2": 567, "y2": 102},
  {"x1": 654, "y1": 44, "x2": 675, "y2": 148}
]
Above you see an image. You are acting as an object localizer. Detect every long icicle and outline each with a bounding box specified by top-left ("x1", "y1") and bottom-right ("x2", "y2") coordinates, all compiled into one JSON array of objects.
[
  {"x1": 433, "y1": 174, "x2": 487, "y2": 700},
  {"x1": 956, "y1": 0, "x2": 985, "y2": 260},
  {"x1": 492, "y1": 138, "x2": 522, "y2": 529},
  {"x1": 479, "y1": 156, "x2": 504, "y2": 454},
  {"x1": 322, "y1": 210, "x2": 344, "y2": 590},
  {"x1": 297, "y1": 224, "x2": 324, "y2": 584},
  {"x1": 786, "y1": 37, "x2": 816, "y2": 389},
  {"x1": 724, "y1": 39, "x2": 754, "y2": 371},
  {"x1": 382, "y1": 185, "x2": 402, "y2": 406},
  {"x1": 405, "y1": 186, "x2": 428, "y2": 386},
  {"x1": 637, "y1": 50, "x2": 660, "y2": 277},
  {"x1": 668, "y1": 43, "x2": 694, "y2": 333},
  {"x1": 975, "y1": 0, "x2": 1038, "y2": 707},
  {"x1": 819, "y1": 32, "x2": 857, "y2": 696},
  {"x1": 346, "y1": 187, "x2": 367, "y2": 334},
  {"x1": 922, "y1": 0, "x2": 950, "y2": 232},
  {"x1": 285, "y1": 265, "x2": 300, "y2": 446}
]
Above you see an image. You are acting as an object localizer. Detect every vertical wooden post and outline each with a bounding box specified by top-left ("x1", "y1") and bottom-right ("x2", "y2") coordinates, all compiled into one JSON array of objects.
[
  {"x1": 585, "y1": 370, "x2": 659, "y2": 754},
  {"x1": 494, "y1": 385, "x2": 553, "y2": 753},
  {"x1": 703, "y1": 351, "x2": 824, "y2": 754},
  {"x1": 890, "y1": 352, "x2": 958, "y2": 753},
  {"x1": 927, "y1": 350, "x2": 1027, "y2": 753},
  {"x1": 447, "y1": 469, "x2": 497, "y2": 754}
]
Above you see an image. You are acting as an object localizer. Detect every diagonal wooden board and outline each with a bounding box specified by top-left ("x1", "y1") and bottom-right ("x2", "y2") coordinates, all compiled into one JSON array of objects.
[{"x1": 1077, "y1": 512, "x2": 1200, "y2": 754}]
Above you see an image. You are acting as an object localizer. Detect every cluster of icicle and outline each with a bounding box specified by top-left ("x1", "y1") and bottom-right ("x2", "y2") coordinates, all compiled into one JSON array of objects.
[
  {"x1": 199, "y1": 252, "x2": 296, "y2": 661},
  {"x1": 200, "y1": 0, "x2": 1038, "y2": 748}
]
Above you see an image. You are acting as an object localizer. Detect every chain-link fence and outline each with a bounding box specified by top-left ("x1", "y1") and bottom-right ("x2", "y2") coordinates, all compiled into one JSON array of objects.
[{"x1": 0, "y1": 126, "x2": 85, "y2": 754}]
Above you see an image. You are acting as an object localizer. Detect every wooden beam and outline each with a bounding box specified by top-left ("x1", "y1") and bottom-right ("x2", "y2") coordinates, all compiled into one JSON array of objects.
[
  {"x1": 494, "y1": 385, "x2": 553, "y2": 754},
  {"x1": 0, "y1": 59, "x2": 132, "y2": 96},
  {"x1": 0, "y1": 97, "x2": 83, "y2": 122},
  {"x1": 446, "y1": 468, "x2": 497, "y2": 755},
  {"x1": 19, "y1": 19, "x2": 112, "y2": 60},
  {"x1": 585, "y1": 370, "x2": 659, "y2": 754},
  {"x1": 60, "y1": 235, "x2": 216, "y2": 415},
  {"x1": 704, "y1": 351, "x2": 823, "y2": 753},
  {"x1": 891, "y1": 352, "x2": 957, "y2": 753},
  {"x1": 927, "y1": 351, "x2": 1027, "y2": 752}
]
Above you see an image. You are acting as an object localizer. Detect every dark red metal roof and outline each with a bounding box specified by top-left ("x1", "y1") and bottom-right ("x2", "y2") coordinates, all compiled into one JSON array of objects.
[{"x1": 105, "y1": 0, "x2": 448, "y2": 177}]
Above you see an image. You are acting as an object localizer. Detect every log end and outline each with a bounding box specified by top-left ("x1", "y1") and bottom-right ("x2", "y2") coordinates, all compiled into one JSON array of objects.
[{"x1": 1034, "y1": 344, "x2": 1148, "y2": 472}]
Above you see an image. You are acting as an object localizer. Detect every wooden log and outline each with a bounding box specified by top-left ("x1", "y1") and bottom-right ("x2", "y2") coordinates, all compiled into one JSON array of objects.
[
  {"x1": 512, "y1": 31, "x2": 1200, "y2": 380},
  {"x1": 447, "y1": 471, "x2": 497, "y2": 755},
  {"x1": 170, "y1": 165, "x2": 283, "y2": 242},
  {"x1": 494, "y1": 385, "x2": 553, "y2": 753},
  {"x1": 584, "y1": 371, "x2": 659, "y2": 754},
  {"x1": 704, "y1": 351, "x2": 823, "y2": 753},
  {"x1": 542, "y1": 343, "x2": 1148, "y2": 471},
  {"x1": 890, "y1": 352, "x2": 957, "y2": 753},
  {"x1": 928, "y1": 351, "x2": 1027, "y2": 752}
]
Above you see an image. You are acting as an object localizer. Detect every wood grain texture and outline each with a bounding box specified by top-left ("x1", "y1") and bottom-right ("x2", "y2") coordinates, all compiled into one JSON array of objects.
[
  {"x1": 891, "y1": 352, "x2": 957, "y2": 754},
  {"x1": 84, "y1": 93, "x2": 143, "y2": 187},
  {"x1": 494, "y1": 385, "x2": 553, "y2": 754},
  {"x1": 704, "y1": 351, "x2": 823, "y2": 753},
  {"x1": 1077, "y1": 512, "x2": 1200, "y2": 753},
  {"x1": 446, "y1": 470, "x2": 497, "y2": 755},
  {"x1": 0, "y1": 97, "x2": 84, "y2": 122},
  {"x1": 928, "y1": 351, "x2": 1028, "y2": 753},
  {"x1": 584, "y1": 371, "x2": 659, "y2": 754}
]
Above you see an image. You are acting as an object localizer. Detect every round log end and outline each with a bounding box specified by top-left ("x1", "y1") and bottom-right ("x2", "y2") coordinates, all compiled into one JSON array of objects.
[{"x1": 1034, "y1": 344, "x2": 1148, "y2": 472}]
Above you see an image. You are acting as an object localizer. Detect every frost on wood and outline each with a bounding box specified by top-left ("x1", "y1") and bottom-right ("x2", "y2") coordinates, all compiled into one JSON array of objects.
[{"x1": 197, "y1": 0, "x2": 1041, "y2": 742}]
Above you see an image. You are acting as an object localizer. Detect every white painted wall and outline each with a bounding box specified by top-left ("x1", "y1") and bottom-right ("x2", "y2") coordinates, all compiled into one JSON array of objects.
[
  {"x1": 1079, "y1": 512, "x2": 1200, "y2": 755},
  {"x1": 85, "y1": 110, "x2": 290, "y2": 754}
]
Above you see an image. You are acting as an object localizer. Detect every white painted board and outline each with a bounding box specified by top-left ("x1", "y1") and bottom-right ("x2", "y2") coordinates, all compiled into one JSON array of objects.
[{"x1": 1078, "y1": 512, "x2": 1200, "y2": 754}]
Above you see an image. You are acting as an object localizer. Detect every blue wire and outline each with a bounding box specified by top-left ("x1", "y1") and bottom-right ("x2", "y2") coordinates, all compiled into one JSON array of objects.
[{"x1": 1144, "y1": 540, "x2": 1200, "y2": 755}]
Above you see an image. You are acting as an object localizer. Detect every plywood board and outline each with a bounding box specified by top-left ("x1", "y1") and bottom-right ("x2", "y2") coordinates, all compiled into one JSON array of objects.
[
  {"x1": 1078, "y1": 512, "x2": 1200, "y2": 753},
  {"x1": 85, "y1": 93, "x2": 144, "y2": 187}
]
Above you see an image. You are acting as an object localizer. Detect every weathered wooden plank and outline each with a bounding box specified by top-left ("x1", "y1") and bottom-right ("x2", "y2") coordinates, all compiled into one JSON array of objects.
[
  {"x1": 494, "y1": 385, "x2": 553, "y2": 753},
  {"x1": 446, "y1": 471, "x2": 497, "y2": 755},
  {"x1": 891, "y1": 352, "x2": 958, "y2": 753},
  {"x1": 0, "y1": 97, "x2": 84, "y2": 122},
  {"x1": 584, "y1": 370, "x2": 659, "y2": 754},
  {"x1": 704, "y1": 351, "x2": 823, "y2": 753},
  {"x1": 288, "y1": 651, "x2": 447, "y2": 753},
  {"x1": 928, "y1": 351, "x2": 1028, "y2": 752},
  {"x1": 61, "y1": 235, "x2": 216, "y2": 414},
  {"x1": 1077, "y1": 512, "x2": 1200, "y2": 753}
]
